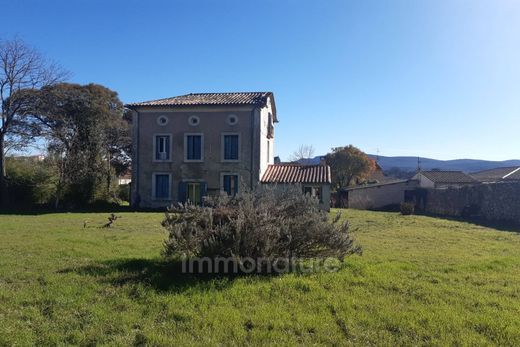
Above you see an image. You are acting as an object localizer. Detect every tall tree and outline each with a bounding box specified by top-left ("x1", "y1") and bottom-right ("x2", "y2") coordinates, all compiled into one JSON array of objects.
[
  {"x1": 32, "y1": 83, "x2": 128, "y2": 207},
  {"x1": 325, "y1": 145, "x2": 376, "y2": 191},
  {"x1": 289, "y1": 144, "x2": 315, "y2": 162},
  {"x1": 0, "y1": 37, "x2": 66, "y2": 206}
]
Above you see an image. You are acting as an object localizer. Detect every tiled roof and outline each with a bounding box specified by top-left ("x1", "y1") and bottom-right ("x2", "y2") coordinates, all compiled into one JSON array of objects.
[
  {"x1": 261, "y1": 164, "x2": 331, "y2": 184},
  {"x1": 504, "y1": 169, "x2": 520, "y2": 181},
  {"x1": 471, "y1": 167, "x2": 520, "y2": 182},
  {"x1": 420, "y1": 171, "x2": 477, "y2": 184},
  {"x1": 127, "y1": 92, "x2": 272, "y2": 108}
]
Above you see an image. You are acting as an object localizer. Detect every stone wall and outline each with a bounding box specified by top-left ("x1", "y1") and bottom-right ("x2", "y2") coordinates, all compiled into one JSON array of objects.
[
  {"x1": 419, "y1": 183, "x2": 520, "y2": 225},
  {"x1": 346, "y1": 180, "x2": 418, "y2": 210}
]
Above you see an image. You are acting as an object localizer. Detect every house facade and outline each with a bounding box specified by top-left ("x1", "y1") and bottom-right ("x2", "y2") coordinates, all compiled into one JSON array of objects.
[{"x1": 126, "y1": 92, "x2": 277, "y2": 208}]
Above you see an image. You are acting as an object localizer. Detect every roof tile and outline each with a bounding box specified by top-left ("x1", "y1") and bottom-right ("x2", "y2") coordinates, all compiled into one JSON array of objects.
[
  {"x1": 127, "y1": 92, "x2": 272, "y2": 108},
  {"x1": 261, "y1": 164, "x2": 331, "y2": 184},
  {"x1": 420, "y1": 171, "x2": 477, "y2": 184}
]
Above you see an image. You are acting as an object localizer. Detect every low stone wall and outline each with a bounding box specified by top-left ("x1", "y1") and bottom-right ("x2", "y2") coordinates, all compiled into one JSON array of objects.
[
  {"x1": 346, "y1": 180, "x2": 418, "y2": 210},
  {"x1": 420, "y1": 183, "x2": 520, "y2": 225}
]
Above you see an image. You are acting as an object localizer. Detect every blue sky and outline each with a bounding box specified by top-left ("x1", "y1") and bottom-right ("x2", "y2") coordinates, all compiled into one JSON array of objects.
[{"x1": 2, "y1": 0, "x2": 519, "y2": 161}]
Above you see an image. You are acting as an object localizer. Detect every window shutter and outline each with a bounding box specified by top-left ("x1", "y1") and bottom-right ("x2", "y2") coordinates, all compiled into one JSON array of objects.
[
  {"x1": 224, "y1": 175, "x2": 231, "y2": 194},
  {"x1": 200, "y1": 182, "x2": 207, "y2": 202},
  {"x1": 165, "y1": 136, "x2": 170, "y2": 160},
  {"x1": 155, "y1": 137, "x2": 160, "y2": 160},
  {"x1": 224, "y1": 136, "x2": 229, "y2": 159},
  {"x1": 178, "y1": 182, "x2": 187, "y2": 203},
  {"x1": 187, "y1": 136, "x2": 192, "y2": 159},
  {"x1": 233, "y1": 175, "x2": 239, "y2": 194},
  {"x1": 231, "y1": 136, "x2": 238, "y2": 160},
  {"x1": 195, "y1": 136, "x2": 201, "y2": 159}
]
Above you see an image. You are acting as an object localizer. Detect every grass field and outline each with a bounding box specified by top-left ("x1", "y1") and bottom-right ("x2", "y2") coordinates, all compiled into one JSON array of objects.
[{"x1": 1, "y1": 210, "x2": 520, "y2": 346}]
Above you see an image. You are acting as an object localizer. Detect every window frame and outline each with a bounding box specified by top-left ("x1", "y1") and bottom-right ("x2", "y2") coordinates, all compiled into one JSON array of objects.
[
  {"x1": 153, "y1": 133, "x2": 172, "y2": 162},
  {"x1": 184, "y1": 133, "x2": 204, "y2": 162},
  {"x1": 156, "y1": 115, "x2": 169, "y2": 126},
  {"x1": 179, "y1": 179, "x2": 207, "y2": 205},
  {"x1": 152, "y1": 172, "x2": 172, "y2": 201},
  {"x1": 220, "y1": 173, "x2": 239, "y2": 196},
  {"x1": 303, "y1": 185, "x2": 323, "y2": 203},
  {"x1": 221, "y1": 132, "x2": 241, "y2": 162},
  {"x1": 188, "y1": 115, "x2": 200, "y2": 127}
]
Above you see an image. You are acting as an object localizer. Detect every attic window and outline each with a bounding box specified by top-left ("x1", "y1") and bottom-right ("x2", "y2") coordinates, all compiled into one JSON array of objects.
[
  {"x1": 157, "y1": 115, "x2": 168, "y2": 126},
  {"x1": 188, "y1": 115, "x2": 200, "y2": 126},
  {"x1": 227, "y1": 114, "x2": 238, "y2": 125}
]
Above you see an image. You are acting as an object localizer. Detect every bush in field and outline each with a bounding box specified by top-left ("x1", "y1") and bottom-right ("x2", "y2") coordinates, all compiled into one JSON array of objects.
[
  {"x1": 6, "y1": 158, "x2": 56, "y2": 208},
  {"x1": 162, "y1": 186, "x2": 361, "y2": 272},
  {"x1": 400, "y1": 202, "x2": 415, "y2": 215},
  {"x1": 117, "y1": 184, "x2": 130, "y2": 203}
]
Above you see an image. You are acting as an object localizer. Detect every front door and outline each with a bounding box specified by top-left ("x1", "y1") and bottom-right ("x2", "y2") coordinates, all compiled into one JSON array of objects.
[{"x1": 187, "y1": 182, "x2": 201, "y2": 205}]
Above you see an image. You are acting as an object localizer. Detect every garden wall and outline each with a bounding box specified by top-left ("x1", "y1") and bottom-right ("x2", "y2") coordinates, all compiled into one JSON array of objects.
[
  {"x1": 421, "y1": 183, "x2": 520, "y2": 225},
  {"x1": 346, "y1": 180, "x2": 418, "y2": 210}
]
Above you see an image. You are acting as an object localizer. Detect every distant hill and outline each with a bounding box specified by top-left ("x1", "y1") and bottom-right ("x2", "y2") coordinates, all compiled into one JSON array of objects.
[
  {"x1": 368, "y1": 155, "x2": 520, "y2": 173},
  {"x1": 297, "y1": 155, "x2": 520, "y2": 173}
]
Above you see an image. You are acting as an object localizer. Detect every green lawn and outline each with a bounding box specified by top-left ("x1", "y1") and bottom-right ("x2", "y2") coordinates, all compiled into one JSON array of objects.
[{"x1": 1, "y1": 210, "x2": 519, "y2": 346}]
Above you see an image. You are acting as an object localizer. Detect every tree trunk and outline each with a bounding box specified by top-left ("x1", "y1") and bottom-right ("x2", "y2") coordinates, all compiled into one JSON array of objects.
[
  {"x1": 0, "y1": 133, "x2": 8, "y2": 207},
  {"x1": 106, "y1": 150, "x2": 111, "y2": 196}
]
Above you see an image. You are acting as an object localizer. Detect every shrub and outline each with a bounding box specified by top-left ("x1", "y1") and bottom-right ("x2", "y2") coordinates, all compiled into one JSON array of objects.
[
  {"x1": 5, "y1": 158, "x2": 57, "y2": 208},
  {"x1": 400, "y1": 202, "x2": 415, "y2": 215},
  {"x1": 162, "y1": 186, "x2": 361, "y2": 273},
  {"x1": 117, "y1": 184, "x2": 130, "y2": 203}
]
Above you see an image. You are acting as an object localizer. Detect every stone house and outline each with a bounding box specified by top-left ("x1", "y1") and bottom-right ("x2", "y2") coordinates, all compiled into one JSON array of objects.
[{"x1": 126, "y1": 92, "x2": 331, "y2": 209}]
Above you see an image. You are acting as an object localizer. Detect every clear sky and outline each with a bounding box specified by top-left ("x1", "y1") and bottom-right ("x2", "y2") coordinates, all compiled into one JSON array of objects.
[{"x1": 2, "y1": 0, "x2": 519, "y2": 161}]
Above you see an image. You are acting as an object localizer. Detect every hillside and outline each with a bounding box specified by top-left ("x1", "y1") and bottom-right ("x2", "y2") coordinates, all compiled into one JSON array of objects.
[
  {"x1": 369, "y1": 155, "x2": 520, "y2": 173},
  {"x1": 299, "y1": 155, "x2": 520, "y2": 173}
]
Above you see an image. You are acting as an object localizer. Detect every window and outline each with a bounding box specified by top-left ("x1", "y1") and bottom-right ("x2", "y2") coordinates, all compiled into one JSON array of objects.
[
  {"x1": 154, "y1": 135, "x2": 171, "y2": 161},
  {"x1": 222, "y1": 174, "x2": 239, "y2": 196},
  {"x1": 267, "y1": 141, "x2": 270, "y2": 161},
  {"x1": 227, "y1": 114, "x2": 238, "y2": 125},
  {"x1": 222, "y1": 134, "x2": 239, "y2": 161},
  {"x1": 157, "y1": 115, "x2": 168, "y2": 126},
  {"x1": 185, "y1": 134, "x2": 203, "y2": 161},
  {"x1": 267, "y1": 113, "x2": 274, "y2": 138},
  {"x1": 188, "y1": 115, "x2": 200, "y2": 126},
  {"x1": 187, "y1": 183, "x2": 201, "y2": 204},
  {"x1": 178, "y1": 181, "x2": 207, "y2": 205},
  {"x1": 303, "y1": 186, "x2": 322, "y2": 203},
  {"x1": 153, "y1": 174, "x2": 171, "y2": 200}
]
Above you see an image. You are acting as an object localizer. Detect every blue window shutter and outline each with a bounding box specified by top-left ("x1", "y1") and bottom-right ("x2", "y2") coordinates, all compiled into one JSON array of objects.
[
  {"x1": 155, "y1": 174, "x2": 169, "y2": 199},
  {"x1": 224, "y1": 175, "x2": 231, "y2": 194},
  {"x1": 178, "y1": 182, "x2": 187, "y2": 203},
  {"x1": 200, "y1": 182, "x2": 207, "y2": 202},
  {"x1": 233, "y1": 175, "x2": 239, "y2": 194},
  {"x1": 165, "y1": 136, "x2": 170, "y2": 160},
  {"x1": 224, "y1": 136, "x2": 230, "y2": 159},
  {"x1": 224, "y1": 135, "x2": 238, "y2": 160},
  {"x1": 162, "y1": 176, "x2": 169, "y2": 198},
  {"x1": 187, "y1": 136, "x2": 192, "y2": 159},
  {"x1": 155, "y1": 137, "x2": 160, "y2": 160},
  {"x1": 232, "y1": 136, "x2": 238, "y2": 159},
  {"x1": 194, "y1": 136, "x2": 201, "y2": 159}
]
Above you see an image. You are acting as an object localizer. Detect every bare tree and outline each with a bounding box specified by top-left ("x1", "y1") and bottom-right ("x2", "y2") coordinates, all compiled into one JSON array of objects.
[
  {"x1": 0, "y1": 37, "x2": 67, "y2": 206},
  {"x1": 289, "y1": 144, "x2": 315, "y2": 162}
]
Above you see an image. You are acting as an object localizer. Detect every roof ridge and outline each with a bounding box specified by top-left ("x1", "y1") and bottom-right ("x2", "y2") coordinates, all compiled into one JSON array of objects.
[
  {"x1": 187, "y1": 91, "x2": 270, "y2": 95},
  {"x1": 473, "y1": 166, "x2": 520, "y2": 173},
  {"x1": 503, "y1": 167, "x2": 520, "y2": 179},
  {"x1": 126, "y1": 91, "x2": 275, "y2": 109}
]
